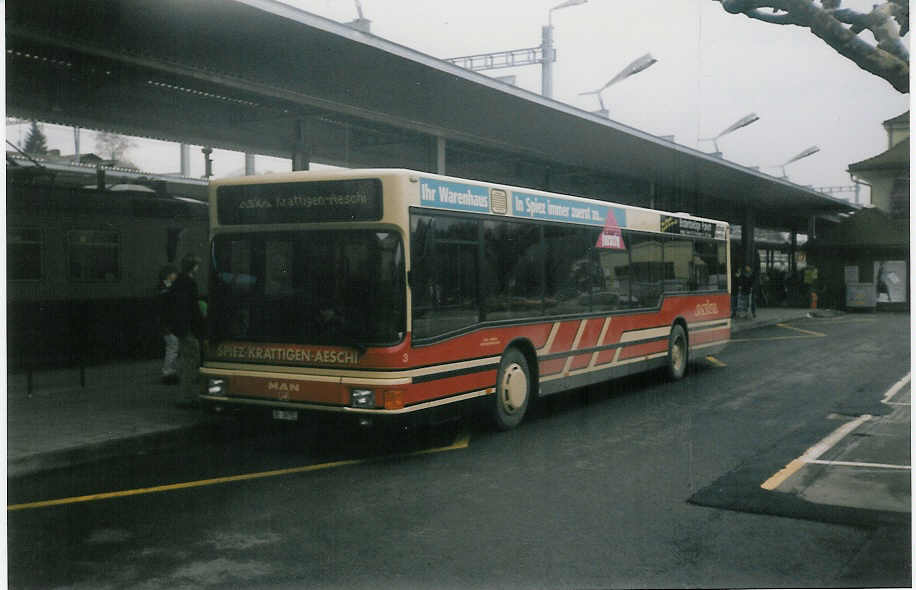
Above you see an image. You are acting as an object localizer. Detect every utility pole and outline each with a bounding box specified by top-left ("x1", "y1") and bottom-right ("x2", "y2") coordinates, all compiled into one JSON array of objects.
[{"x1": 446, "y1": 0, "x2": 587, "y2": 99}]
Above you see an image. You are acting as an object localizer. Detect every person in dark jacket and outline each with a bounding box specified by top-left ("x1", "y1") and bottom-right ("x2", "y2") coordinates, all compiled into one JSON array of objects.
[
  {"x1": 738, "y1": 264, "x2": 757, "y2": 318},
  {"x1": 157, "y1": 264, "x2": 179, "y2": 384},
  {"x1": 173, "y1": 254, "x2": 203, "y2": 407}
]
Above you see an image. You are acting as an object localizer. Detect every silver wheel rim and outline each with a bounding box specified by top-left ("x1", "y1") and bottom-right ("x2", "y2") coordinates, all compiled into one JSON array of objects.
[
  {"x1": 500, "y1": 362, "x2": 528, "y2": 414},
  {"x1": 672, "y1": 335, "x2": 685, "y2": 373}
]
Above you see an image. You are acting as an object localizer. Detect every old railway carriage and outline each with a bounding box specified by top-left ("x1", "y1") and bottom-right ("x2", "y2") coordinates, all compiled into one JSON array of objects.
[
  {"x1": 6, "y1": 179, "x2": 208, "y2": 368},
  {"x1": 201, "y1": 169, "x2": 731, "y2": 429}
]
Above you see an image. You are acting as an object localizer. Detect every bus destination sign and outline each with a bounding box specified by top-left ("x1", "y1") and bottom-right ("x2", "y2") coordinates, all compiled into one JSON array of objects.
[
  {"x1": 661, "y1": 216, "x2": 717, "y2": 239},
  {"x1": 217, "y1": 179, "x2": 382, "y2": 224}
]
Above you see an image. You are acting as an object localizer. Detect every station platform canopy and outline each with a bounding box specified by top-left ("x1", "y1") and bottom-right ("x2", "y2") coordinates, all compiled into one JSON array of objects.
[{"x1": 5, "y1": 0, "x2": 856, "y2": 233}]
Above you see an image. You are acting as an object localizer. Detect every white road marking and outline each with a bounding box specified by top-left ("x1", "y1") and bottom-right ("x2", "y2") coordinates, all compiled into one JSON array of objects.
[
  {"x1": 799, "y1": 414, "x2": 873, "y2": 462},
  {"x1": 761, "y1": 414, "x2": 872, "y2": 490},
  {"x1": 806, "y1": 459, "x2": 910, "y2": 470},
  {"x1": 763, "y1": 372, "x2": 915, "y2": 490},
  {"x1": 881, "y1": 373, "x2": 911, "y2": 404}
]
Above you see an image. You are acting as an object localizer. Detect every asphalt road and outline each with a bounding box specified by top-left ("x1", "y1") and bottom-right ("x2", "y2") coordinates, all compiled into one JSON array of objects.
[{"x1": 8, "y1": 313, "x2": 911, "y2": 589}]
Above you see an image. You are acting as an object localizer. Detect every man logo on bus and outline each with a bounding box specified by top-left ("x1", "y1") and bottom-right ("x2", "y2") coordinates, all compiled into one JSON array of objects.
[{"x1": 268, "y1": 381, "x2": 300, "y2": 401}]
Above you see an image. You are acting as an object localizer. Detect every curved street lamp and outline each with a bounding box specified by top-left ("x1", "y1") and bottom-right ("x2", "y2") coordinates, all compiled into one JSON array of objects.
[
  {"x1": 776, "y1": 145, "x2": 820, "y2": 178},
  {"x1": 699, "y1": 113, "x2": 760, "y2": 157},
  {"x1": 579, "y1": 53, "x2": 657, "y2": 117}
]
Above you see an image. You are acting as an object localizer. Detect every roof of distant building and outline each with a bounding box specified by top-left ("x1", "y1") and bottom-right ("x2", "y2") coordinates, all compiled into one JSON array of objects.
[
  {"x1": 882, "y1": 111, "x2": 909, "y2": 127},
  {"x1": 848, "y1": 139, "x2": 909, "y2": 172}
]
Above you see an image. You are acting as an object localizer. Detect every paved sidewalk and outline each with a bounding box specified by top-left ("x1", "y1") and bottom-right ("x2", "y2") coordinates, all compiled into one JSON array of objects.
[
  {"x1": 6, "y1": 307, "x2": 817, "y2": 478},
  {"x1": 6, "y1": 360, "x2": 220, "y2": 478},
  {"x1": 729, "y1": 305, "x2": 826, "y2": 333}
]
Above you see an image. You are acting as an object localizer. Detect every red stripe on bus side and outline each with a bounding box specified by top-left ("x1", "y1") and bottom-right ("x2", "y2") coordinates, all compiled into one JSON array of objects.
[
  {"x1": 539, "y1": 358, "x2": 567, "y2": 377},
  {"x1": 617, "y1": 340, "x2": 667, "y2": 361},
  {"x1": 567, "y1": 352, "x2": 594, "y2": 372},
  {"x1": 690, "y1": 327, "x2": 731, "y2": 346},
  {"x1": 401, "y1": 323, "x2": 554, "y2": 369},
  {"x1": 405, "y1": 369, "x2": 498, "y2": 405},
  {"x1": 594, "y1": 349, "x2": 617, "y2": 365},
  {"x1": 549, "y1": 321, "x2": 580, "y2": 354},
  {"x1": 568, "y1": 319, "x2": 605, "y2": 370}
]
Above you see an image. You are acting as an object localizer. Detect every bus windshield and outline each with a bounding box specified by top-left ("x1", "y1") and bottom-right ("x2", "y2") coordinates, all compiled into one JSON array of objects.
[{"x1": 209, "y1": 230, "x2": 405, "y2": 347}]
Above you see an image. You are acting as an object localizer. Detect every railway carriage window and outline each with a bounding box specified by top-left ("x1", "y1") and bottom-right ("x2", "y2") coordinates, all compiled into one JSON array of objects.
[
  {"x1": 628, "y1": 233, "x2": 664, "y2": 308},
  {"x1": 482, "y1": 220, "x2": 543, "y2": 321},
  {"x1": 410, "y1": 214, "x2": 480, "y2": 339},
  {"x1": 67, "y1": 230, "x2": 120, "y2": 282},
  {"x1": 663, "y1": 237, "x2": 693, "y2": 293},
  {"x1": 693, "y1": 240, "x2": 726, "y2": 291},
  {"x1": 593, "y1": 235, "x2": 632, "y2": 311},
  {"x1": 544, "y1": 224, "x2": 598, "y2": 315},
  {"x1": 8, "y1": 228, "x2": 42, "y2": 281}
]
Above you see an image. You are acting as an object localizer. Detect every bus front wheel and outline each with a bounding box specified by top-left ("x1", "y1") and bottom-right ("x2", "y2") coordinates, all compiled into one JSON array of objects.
[
  {"x1": 493, "y1": 348, "x2": 532, "y2": 430},
  {"x1": 667, "y1": 324, "x2": 688, "y2": 380}
]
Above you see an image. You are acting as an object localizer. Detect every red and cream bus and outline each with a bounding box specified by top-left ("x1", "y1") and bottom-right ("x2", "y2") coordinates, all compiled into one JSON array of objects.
[{"x1": 200, "y1": 169, "x2": 730, "y2": 429}]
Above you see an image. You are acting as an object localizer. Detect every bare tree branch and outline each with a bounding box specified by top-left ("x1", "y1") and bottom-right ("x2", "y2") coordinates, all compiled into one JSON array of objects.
[{"x1": 712, "y1": 0, "x2": 909, "y2": 93}]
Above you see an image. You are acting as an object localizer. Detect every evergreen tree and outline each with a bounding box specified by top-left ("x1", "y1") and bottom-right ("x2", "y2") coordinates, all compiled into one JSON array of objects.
[{"x1": 23, "y1": 120, "x2": 48, "y2": 155}]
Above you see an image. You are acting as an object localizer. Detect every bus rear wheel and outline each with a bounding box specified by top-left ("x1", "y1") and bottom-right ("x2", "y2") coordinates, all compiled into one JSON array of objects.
[
  {"x1": 493, "y1": 348, "x2": 532, "y2": 430},
  {"x1": 667, "y1": 324, "x2": 688, "y2": 380}
]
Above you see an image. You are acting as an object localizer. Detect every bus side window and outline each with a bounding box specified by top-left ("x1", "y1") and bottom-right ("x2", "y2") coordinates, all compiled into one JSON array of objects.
[
  {"x1": 593, "y1": 238, "x2": 632, "y2": 311},
  {"x1": 482, "y1": 220, "x2": 543, "y2": 321},
  {"x1": 628, "y1": 233, "x2": 664, "y2": 308},
  {"x1": 410, "y1": 214, "x2": 479, "y2": 339},
  {"x1": 694, "y1": 239, "x2": 725, "y2": 291},
  {"x1": 544, "y1": 224, "x2": 594, "y2": 315},
  {"x1": 663, "y1": 237, "x2": 692, "y2": 293}
]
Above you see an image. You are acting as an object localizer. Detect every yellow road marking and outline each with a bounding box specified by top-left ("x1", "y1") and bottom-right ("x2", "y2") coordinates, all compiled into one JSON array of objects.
[
  {"x1": 9, "y1": 431, "x2": 471, "y2": 512},
  {"x1": 705, "y1": 356, "x2": 727, "y2": 367},
  {"x1": 775, "y1": 323, "x2": 826, "y2": 337},
  {"x1": 760, "y1": 414, "x2": 871, "y2": 491},
  {"x1": 761, "y1": 459, "x2": 806, "y2": 491},
  {"x1": 731, "y1": 335, "x2": 822, "y2": 342},
  {"x1": 731, "y1": 322, "x2": 827, "y2": 343},
  {"x1": 810, "y1": 317, "x2": 876, "y2": 325}
]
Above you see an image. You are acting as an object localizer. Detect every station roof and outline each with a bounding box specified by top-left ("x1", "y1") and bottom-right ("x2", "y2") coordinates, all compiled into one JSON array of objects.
[{"x1": 5, "y1": 0, "x2": 856, "y2": 232}]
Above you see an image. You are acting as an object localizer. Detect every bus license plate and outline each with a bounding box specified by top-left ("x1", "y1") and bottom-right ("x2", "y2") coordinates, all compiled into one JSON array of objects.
[{"x1": 272, "y1": 409, "x2": 298, "y2": 421}]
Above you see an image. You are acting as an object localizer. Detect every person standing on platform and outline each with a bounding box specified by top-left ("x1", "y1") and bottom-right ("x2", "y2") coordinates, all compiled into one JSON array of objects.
[
  {"x1": 739, "y1": 264, "x2": 757, "y2": 318},
  {"x1": 172, "y1": 254, "x2": 204, "y2": 408},
  {"x1": 157, "y1": 264, "x2": 179, "y2": 384}
]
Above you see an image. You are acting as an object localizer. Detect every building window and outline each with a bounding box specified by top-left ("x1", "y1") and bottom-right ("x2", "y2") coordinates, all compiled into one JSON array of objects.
[
  {"x1": 8, "y1": 227, "x2": 43, "y2": 281},
  {"x1": 68, "y1": 230, "x2": 121, "y2": 282}
]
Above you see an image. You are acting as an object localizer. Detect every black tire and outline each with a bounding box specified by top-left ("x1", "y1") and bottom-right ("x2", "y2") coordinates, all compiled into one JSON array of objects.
[
  {"x1": 667, "y1": 324, "x2": 688, "y2": 380},
  {"x1": 493, "y1": 348, "x2": 532, "y2": 431}
]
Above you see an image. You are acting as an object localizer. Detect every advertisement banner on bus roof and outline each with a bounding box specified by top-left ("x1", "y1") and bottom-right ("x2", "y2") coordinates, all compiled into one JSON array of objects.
[
  {"x1": 511, "y1": 191, "x2": 626, "y2": 229},
  {"x1": 419, "y1": 178, "x2": 491, "y2": 213}
]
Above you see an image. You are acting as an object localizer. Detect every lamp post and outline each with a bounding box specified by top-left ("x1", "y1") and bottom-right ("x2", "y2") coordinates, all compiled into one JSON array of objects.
[
  {"x1": 699, "y1": 113, "x2": 759, "y2": 157},
  {"x1": 777, "y1": 145, "x2": 820, "y2": 178},
  {"x1": 578, "y1": 53, "x2": 657, "y2": 117},
  {"x1": 541, "y1": 0, "x2": 588, "y2": 99}
]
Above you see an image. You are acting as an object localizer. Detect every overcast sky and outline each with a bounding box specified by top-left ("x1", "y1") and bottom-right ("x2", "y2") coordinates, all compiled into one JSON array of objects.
[{"x1": 19, "y1": 0, "x2": 909, "y2": 202}]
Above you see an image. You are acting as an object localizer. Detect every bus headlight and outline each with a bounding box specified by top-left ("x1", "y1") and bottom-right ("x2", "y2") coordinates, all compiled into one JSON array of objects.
[
  {"x1": 351, "y1": 388, "x2": 375, "y2": 408},
  {"x1": 208, "y1": 378, "x2": 226, "y2": 395}
]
